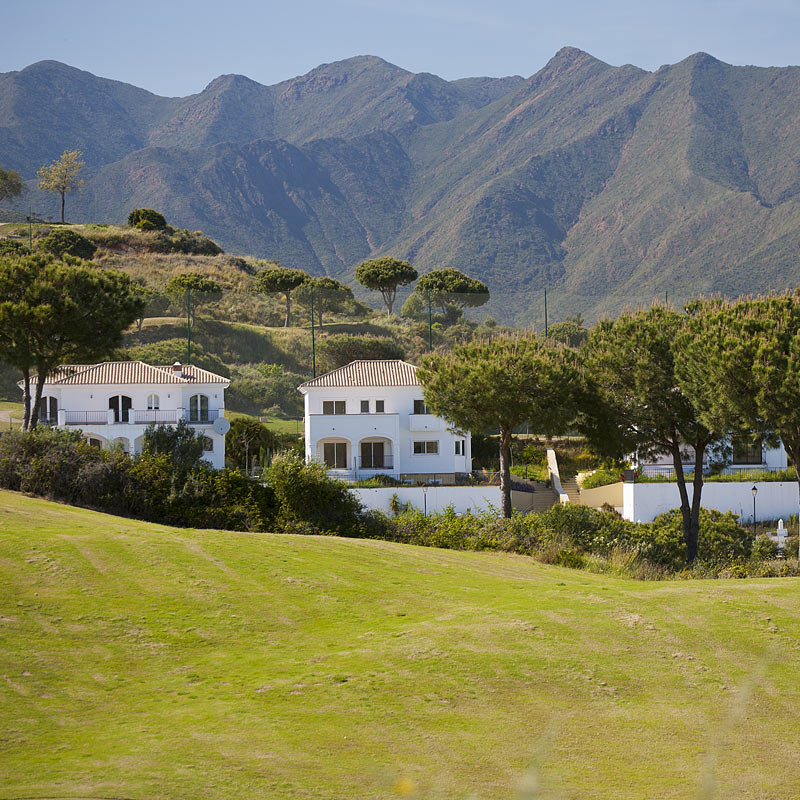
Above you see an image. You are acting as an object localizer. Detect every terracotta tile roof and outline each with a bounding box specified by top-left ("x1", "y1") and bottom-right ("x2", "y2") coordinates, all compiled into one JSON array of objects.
[
  {"x1": 26, "y1": 361, "x2": 229, "y2": 386},
  {"x1": 298, "y1": 360, "x2": 419, "y2": 389}
]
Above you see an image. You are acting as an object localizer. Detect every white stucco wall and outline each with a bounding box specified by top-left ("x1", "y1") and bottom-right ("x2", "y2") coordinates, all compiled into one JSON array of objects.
[
  {"x1": 301, "y1": 383, "x2": 471, "y2": 476},
  {"x1": 623, "y1": 481, "x2": 800, "y2": 523},
  {"x1": 352, "y1": 486, "x2": 501, "y2": 515}
]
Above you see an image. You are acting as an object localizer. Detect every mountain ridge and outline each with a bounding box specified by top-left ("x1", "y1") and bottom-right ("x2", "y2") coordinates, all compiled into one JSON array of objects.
[{"x1": 2, "y1": 51, "x2": 800, "y2": 323}]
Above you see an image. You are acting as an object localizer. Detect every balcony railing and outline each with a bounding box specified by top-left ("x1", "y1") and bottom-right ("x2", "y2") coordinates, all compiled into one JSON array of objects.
[
  {"x1": 134, "y1": 409, "x2": 181, "y2": 424},
  {"x1": 64, "y1": 410, "x2": 109, "y2": 426},
  {"x1": 355, "y1": 456, "x2": 394, "y2": 471},
  {"x1": 186, "y1": 409, "x2": 220, "y2": 424},
  {"x1": 60, "y1": 408, "x2": 222, "y2": 426}
]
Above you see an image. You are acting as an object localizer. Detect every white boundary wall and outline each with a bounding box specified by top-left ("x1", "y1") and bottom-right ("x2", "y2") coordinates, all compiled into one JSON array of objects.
[
  {"x1": 623, "y1": 481, "x2": 800, "y2": 523},
  {"x1": 353, "y1": 486, "x2": 502, "y2": 515}
]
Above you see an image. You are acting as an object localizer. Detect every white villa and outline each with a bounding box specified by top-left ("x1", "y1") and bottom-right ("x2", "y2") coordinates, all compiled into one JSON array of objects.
[
  {"x1": 298, "y1": 360, "x2": 471, "y2": 483},
  {"x1": 23, "y1": 361, "x2": 230, "y2": 469}
]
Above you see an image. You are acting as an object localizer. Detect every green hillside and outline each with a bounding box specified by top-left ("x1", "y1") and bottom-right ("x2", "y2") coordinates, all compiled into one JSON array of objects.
[{"x1": 2, "y1": 489, "x2": 800, "y2": 799}]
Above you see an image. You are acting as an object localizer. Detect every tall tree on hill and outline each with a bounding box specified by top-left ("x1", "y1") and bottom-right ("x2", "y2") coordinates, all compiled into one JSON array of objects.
[
  {"x1": 355, "y1": 257, "x2": 418, "y2": 316},
  {"x1": 419, "y1": 335, "x2": 580, "y2": 518},
  {"x1": 295, "y1": 277, "x2": 354, "y2": 329},
  {"x1": 165, "y1": 273, "x2": 221, "y2": 364},
  {"x1": 0, "y1": 165, "x2": 25, "y2": 204},
  {"x1": 413, "y1": 268, "x2": 489, "y2": 319},
  {"x1": 675, "y1": 292, "x2": 800, "y2": 533},
  {"x1": 254, "y1": 266, "x2": 307, "y2": 327},
  {"x1": 580, "y1": 305, "x2": 724, "y2": 564},
  {"x1": 0, "y1": 253, "x2": 144, "y2": 430},
  {"x1": 36, "y1": 150, "x2": 85, "y2": 223}
]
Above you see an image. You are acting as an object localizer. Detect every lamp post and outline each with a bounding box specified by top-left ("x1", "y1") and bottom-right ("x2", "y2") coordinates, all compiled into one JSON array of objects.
[
  {"x1": 422, "y1": 485, "x2": 428, "y2": 517},
  {"x1": 752, "y1": 485, "x2": 758, "y2": 538}
]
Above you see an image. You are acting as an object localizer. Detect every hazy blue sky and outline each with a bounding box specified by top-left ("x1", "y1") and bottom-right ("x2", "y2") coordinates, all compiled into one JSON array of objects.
[{"x1": 3, "y1": 0, "x2": 799, "y2": 96}]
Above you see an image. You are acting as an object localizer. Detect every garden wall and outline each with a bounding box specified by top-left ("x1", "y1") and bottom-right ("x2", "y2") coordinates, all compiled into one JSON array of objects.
[
  {"x1": 623, "y1": 481, "x2": 799, "y2": 523},
  {"x1": 352, "y1": 486, "x2": 527, "y2": 515}
]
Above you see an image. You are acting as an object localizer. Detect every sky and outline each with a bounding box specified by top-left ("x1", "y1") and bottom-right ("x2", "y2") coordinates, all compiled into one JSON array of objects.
[{"x1": 1, "y1": 0, "x2": 799, "y2": 96}]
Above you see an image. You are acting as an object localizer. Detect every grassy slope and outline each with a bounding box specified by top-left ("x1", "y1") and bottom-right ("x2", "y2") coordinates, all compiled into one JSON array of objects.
[{"x1": 2, "y1": 491, "x2": 800, "y2": 799}]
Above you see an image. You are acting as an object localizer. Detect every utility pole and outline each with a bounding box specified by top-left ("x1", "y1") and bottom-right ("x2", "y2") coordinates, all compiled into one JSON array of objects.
[
  {"x1": 544, "y1": 288, "x2": 548, "y2": 338},
  {"x1": 427, "y1": 288, "x2": 433, "y2": 352},
  {"x1": 186, "y1": 288, "x2": 191, "y2": 364},
  {"x1": 28, "y1": 206, "x2": 33, "y2": 252},
  {"x1": 310, "y1": 285, "x2": 316, "y2": 378}
]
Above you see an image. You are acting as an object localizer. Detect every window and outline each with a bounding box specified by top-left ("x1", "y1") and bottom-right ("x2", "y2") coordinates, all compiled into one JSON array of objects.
[
  {"x1": 413, "y1": 399, "x2": 428, "y2": 415},
  {"x1": 41, "y1": 396, "x2": 58, "y2": 424},
  {"x1": 108, "y1": 395, "x2": 132, "y2": 423},
  {"x1": 360, "y1": 441, "x2": 386, "y2": 468},
  {"x1": 88, "y1": 437, "x2": 103, "y2": 448},
  {"x1": 189, "y1": 394, "x2": 209, "y2": 423},
  {"x1": 413, "y1": 440, "x2": 439, "y2": 455},
  {"x1": 323, "y1": 400, "x2": 346, "y2": 415},
  {"x1": 455, "y1": 440, "x2": 464, "y2": 456},
  {"x1": 202, "y1": 436, "x2": 213, "y2": 452},
  {"x1": 147, "y1": 393, "x2": 160, "y2": 410},
  {"x1": 361, "y1": 400, "x2": 370, "y2": 413},
  {"x1": 323, "y1": 442, "x2": 347, "y2": 469},
  {"x1": 732, "y1": 435, "x2": 763, "y2": 465},
  {"x1": 375, "y1": 400, "x2": 385, "y2": 413}
]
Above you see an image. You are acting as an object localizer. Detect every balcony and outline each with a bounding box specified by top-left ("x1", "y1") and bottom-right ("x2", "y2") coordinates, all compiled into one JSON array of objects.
[
  {"x1": 354, "y1": 455, "x2": 394, "y2": 472},
  {"x1": 133, "y1": 409, "x2": 180, "y2": 424},
  {"x1": 408, "y1": 414, "x2": 446, "y2": 432},
  {"x1": 61, "y1": 408, "x2": 222, "y2": 427}
]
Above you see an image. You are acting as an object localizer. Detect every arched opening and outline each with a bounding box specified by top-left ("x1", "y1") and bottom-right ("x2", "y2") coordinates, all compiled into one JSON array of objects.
[
  {"x1": 40, "y1": 396, "x2": 58, "y2": 425},
  {"x1": 316, "y1": 438, "x2": 350, "y2": 470},
  {"x1": 112, "y1": 437, "x2": 130, "y2": 453},
  {"x1": 189, "y1": 394, "x2": 209, "y2": 423},
  {"x1": 85, "y1": 434, "x2": 108, "y2": 449},
  {"x1": 358, "y1": 437, "x2": 393, "y2": 471},
  {"x1": 147, "y1": 393, "x2": 160, "y2": 410},
  {"x1": 108, "y1": 395, "x2": 132, "y2": 423}
]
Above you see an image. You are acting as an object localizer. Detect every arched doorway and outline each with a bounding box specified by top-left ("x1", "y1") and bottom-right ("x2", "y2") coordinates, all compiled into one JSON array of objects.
[{"x1": 108, "y1": 395, "x2": 132, "y2": 423}]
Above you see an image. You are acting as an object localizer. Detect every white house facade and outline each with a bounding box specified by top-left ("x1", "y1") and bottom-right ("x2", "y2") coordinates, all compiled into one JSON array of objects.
[
  {"x1": 24, "y1": 361, "x2": 230, "y2": 469},
  {"x1": 298, "y1": 360, "x2": 471, "y2": 483}
]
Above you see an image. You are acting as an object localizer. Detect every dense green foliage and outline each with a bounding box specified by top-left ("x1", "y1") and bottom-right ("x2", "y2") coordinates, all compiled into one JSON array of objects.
[
  {"x1": 164, "y1": 273, "x2": 222, "y2": 328},
  {"x1": 37, "y1": 227, "x2": 97, "y2": 259},
  {"x1": 355, "y1": 257, "x2": 418, "y2": 315},
  {"x1": 253, "y1": 266, "x2": 308, "y2": 327},
  {"x1": 0, "y1": 165, "x2": 25, "y2": 203},
  {"x1": 127, "y1": 208, "x2": 167, "y2": 230},
  {"x1": 0, "y1": 253, "x2": 144, "y2": 429},
  {"x1": 420, "y1": 335, "x2": 580, "y2": 517},
  {"x1": 414, "y1": 268, "x2": 490, "y2": 314},
  {"x1": 581, "y1": 306, "x2": 723, "y2": 563},
  {"x1": 225, "y1": 417, "x2": 278, "y2": 472},
  {"x1": 0, "y1": 427, "x2": 274, "y2": 531},
  {"x1": 295, "y1": 276, "x2": 356, "y2": 328}
]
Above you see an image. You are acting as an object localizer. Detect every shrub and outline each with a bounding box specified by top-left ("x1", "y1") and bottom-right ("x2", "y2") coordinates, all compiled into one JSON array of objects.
[
  {"x1": 265, "y1": 452, "x2": 365, "y2": 536},
  {"x1": 38, "y1": 228, "x2": 97, "y2": 259},
  {"x1": 0, "y1": 239, "x2": 26, "y2": 255},
  {"x1": 316, "y1": 334, "x2": 405, "y2": 373},
  {"x1": 582, "y1": 469, "x2": 622, "y2": 489},
  {"x1": 127, "y1": 208, "x2": 168, "y2": 230}
]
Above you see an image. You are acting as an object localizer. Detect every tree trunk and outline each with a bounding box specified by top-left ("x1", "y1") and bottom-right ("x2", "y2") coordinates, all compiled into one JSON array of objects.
[
  {"x1": 783, "y1": 440, "x2": 800, "y2": 559},
  {"x1": 384, "y1": 288, "x2": 395, "y2": 316},
  {"x1": 671, "y1": 441, "x2": 698, "y2": 563},
  {"x1": 22, "y1": 371, "x2": 31, "y2": 431},
  {"x1": 499, "y1": 425, "x2": 513, "y2": 518},
  {"x1": 29, "y1": 370, "x2": 46, "y2": 431},
  {"x1": 688, "y1": 440, "x2": 707, "y2": 563},
  {"x1": 318, "y1": 307, "x2": 323, "y2": 329},
  {"x1": 284, "y1": 293, "x2": 291, "y2": 328},
  {"x1": 60, "y1": 191, "x2": 65, "y2": 224}
]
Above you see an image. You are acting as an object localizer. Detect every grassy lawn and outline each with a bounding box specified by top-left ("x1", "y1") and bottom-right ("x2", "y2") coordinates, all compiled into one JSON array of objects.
[{"x1": 1, "y1": 490, "x2": 799, "y2": 799}]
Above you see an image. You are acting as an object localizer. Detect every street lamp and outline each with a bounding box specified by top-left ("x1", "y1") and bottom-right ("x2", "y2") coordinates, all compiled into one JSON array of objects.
[
  {"x1": 752, "y1": 485, "x2": 758, "y2": 538},
  {"x1": 422, "y1": 485, "x2": 428, "y2": 517}
]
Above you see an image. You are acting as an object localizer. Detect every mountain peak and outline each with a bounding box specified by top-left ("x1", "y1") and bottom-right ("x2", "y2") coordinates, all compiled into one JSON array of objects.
[{"x1": 534, "y1": 47, "x2": 605, "y2": 81}]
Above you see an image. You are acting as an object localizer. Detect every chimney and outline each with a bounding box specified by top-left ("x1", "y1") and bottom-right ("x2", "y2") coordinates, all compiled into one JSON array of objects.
[{"x1": 172, "y1": 361, "x2": 183, "y2": 378}]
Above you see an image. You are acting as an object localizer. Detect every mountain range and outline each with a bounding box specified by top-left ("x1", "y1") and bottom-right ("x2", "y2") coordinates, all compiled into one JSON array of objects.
[{"x1": 2, "y1": 49, "x2": 800, "y2": 323}]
